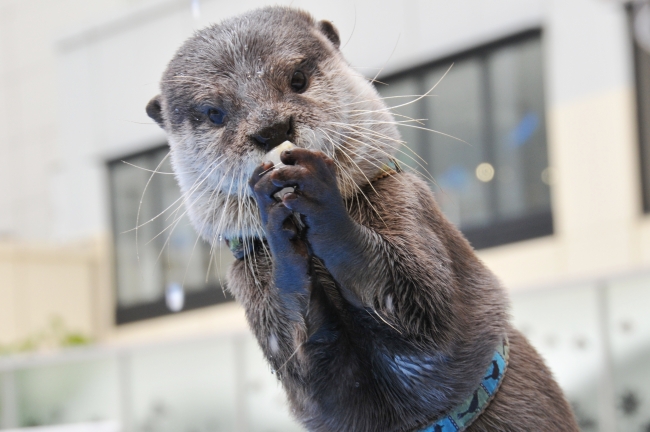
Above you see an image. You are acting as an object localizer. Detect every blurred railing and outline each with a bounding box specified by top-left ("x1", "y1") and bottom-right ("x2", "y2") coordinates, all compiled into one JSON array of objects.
[
  {"x1": 510, "y1": 268, "x2": 650, "y2": 432},
  {"x1": 0, "y1": 269, "x2": 649, "y2": 432},
  {"x1": 0, "y1": 332, "x2": 301, "y2": 432}
]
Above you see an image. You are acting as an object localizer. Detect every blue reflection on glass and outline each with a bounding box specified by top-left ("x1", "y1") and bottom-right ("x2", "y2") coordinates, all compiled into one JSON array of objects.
[
  {"x1": 439, "y1": 165, "x2": 469, "y2": 190},
  {"x1": 509, "y1": 112, "x2": 539, "y2": 148}
]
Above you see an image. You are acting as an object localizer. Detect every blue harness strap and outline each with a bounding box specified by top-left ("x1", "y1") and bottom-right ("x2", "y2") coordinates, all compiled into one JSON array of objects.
[{"x1": 418, "y1": 337, "x2": 510, "y2": 432}]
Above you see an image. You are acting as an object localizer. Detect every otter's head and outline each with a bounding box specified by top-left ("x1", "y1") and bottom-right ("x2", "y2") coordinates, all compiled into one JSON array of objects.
[{"x1": 147, "y1": 6, "x2": 399, "y2": 244}]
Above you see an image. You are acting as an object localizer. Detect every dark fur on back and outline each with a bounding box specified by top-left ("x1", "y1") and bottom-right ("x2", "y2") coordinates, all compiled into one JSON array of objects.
[{"x1": 147, "y1": 6, "x2": 579, "y2": 432}]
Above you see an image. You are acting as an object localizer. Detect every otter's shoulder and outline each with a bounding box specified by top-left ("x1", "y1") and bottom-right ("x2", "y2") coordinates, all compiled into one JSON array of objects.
[{"x1": 347, "y1": 170, "x2": 443, "y2": 229}]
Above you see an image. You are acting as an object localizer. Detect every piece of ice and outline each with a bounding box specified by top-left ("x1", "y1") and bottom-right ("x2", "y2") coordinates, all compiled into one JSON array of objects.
[
  {"x1": 265, "y1": 141, "x2": 296, "y2": 168},
  {"x1": 264, "y1": 141, "x2": 296, "y2": 201}
]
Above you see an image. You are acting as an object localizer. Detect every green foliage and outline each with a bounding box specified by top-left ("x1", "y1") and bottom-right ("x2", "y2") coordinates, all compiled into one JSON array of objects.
[{"x1": 0, "y1": 316, "x2": 92, "y2": 356}]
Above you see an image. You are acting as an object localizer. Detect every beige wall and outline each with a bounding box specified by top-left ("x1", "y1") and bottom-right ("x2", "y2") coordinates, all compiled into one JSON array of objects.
[
  {"x1": 0, "y1": 240, "x2": 98, "y2": 345},
  {"x1": 0, "y1": 234, "x2": 249, "y2": 346}
]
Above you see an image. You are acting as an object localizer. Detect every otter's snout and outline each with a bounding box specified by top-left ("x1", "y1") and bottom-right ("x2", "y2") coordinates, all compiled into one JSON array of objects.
[{"x1": 251, "y1": 117, "x2": 294, "y2": 152}]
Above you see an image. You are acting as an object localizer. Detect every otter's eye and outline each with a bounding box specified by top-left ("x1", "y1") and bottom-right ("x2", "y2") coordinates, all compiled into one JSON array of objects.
[
  {"x1": 290, "y1": 71, "x2": 308, "y2": 92},
  {"x1": 206, "y1": 107, "x2": 226, "y2": 126}
]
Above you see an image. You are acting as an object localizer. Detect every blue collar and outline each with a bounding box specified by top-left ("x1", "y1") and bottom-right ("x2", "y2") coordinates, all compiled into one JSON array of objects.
[{"x1": 418, "y1": 336, "x2": 510, "y2": 432}]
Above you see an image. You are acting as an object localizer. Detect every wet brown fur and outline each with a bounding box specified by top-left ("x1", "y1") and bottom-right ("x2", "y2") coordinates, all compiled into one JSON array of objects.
[{"x1": 147, "y1": 6, "x2": 579, "y2": 432}]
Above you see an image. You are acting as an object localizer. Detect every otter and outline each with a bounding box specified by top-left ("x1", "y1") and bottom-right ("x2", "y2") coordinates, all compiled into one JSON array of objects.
[{"x1": 145, "y1": 6, "x2": 579, "y2": 432}]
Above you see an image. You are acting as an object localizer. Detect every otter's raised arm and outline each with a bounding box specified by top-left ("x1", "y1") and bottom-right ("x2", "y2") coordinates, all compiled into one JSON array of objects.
[{"x1": 252, "y1": 147, "x2": 499, "y2": 347}]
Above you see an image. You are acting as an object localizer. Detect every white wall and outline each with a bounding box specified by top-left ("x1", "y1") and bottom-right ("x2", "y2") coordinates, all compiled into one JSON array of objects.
[{"x1": 0, "y1": 0, "x2": 151, "y2": 242}]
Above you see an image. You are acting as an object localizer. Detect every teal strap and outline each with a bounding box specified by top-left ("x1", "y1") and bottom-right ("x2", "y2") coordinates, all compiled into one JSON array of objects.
[
  {"x1": 225, "y1": 237, "x2": 263, "y2": 260},
  {"x1": 418, "y1": 337, "x2": 510, "y2": 432},
  {"x1": 390, "y1": 157, "x2": 403, "y2": 173}
]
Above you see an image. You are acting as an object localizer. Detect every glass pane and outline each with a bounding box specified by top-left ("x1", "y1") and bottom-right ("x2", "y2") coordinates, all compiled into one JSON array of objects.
[
  {"x1": 15, "y1": 360, "x2": 119, "y2": 427},
  {"x1": 607, "y1": 274, "x2": 650, "y2": 431},
  {"x1": 111, "y1": 152, "x2": 162, "y2": 306},
  {"x1": 424, "y1": 59, "x2": 490, "y2": 228},
  {"x1": 129, "y1": 338, "x2": 237, "y2": 432},
  {"x1": 511, "y1": 285, "x2": 605, "y2": 431},
  {"x1": 110, "y1": 146, "x2": 234, "y2": 313},
  {"x1": 488, "y1": 37, "x2": 551, "y2": 220},
  {"x1": 376, "y1": 77, "x2": 427, "y2": 175},
  {"x1": 156, "y1": 156, "x2": 227, "y2": 293},
  {"x1": 377, "y1": 34, "x2": 553, "y2": 247}
]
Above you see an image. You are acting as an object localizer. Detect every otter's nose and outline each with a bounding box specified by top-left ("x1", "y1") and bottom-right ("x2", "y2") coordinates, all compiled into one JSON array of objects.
[{"x1": 251, "y1": 117, "x2": 294, "y2": 152}]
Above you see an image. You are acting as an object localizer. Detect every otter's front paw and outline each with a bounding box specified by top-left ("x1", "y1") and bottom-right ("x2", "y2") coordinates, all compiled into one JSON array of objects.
[
  {"x1": 249, "y1": 162, "x2": 308, "y2": 260},
  {"x1": 268, "y1": 149, "x2": 353, "y2": 246}
]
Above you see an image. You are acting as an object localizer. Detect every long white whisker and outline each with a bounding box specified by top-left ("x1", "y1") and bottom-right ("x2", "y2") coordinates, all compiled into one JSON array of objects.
[
  {"x1": 340, "y1": 117, "x2": 468, "y2": 145},
  {"x1": 378, "y1": 63, "x2": 455, "y2": 112},
  {"x1": 141, "y1": 158, "x2": 226, "y2": 243},
  {"x1": 369, "y1": 33, "x2": 401, "y2": 91},
  {"x1": 124, "y1": 157, "x2": 225, "y2": 234},
  {"x1": 135, "y1": 152, "x2": 171, "y2": 280},
  {"x1": 324, "y1": 94, "x2": 438, "y2": 112},
  {"x1": 121, "y1": 160, "x2": 176, "y2": 175},
  {"x1": 331, "y1": 121, "x2": 430, "y2": 170},
  {"x1": 327, "y1": 124, "x2": 441, "y2": 191},
  {"x1": 206, "y1": 165, "x2": 235, "y2": 283},
  {"x1": 318, "y1": 127, "x2": 387, "y2": 226}
]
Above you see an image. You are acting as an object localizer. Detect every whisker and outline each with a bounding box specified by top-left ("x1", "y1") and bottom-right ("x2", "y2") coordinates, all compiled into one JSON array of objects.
[
  {"x1": 135, "y1": 152, "x2": 171, "y2": 280},
  {"x1": 320, "y1": 129, "x2": 387, "y2": 226},
  {"x1": 341, "y1": 4, "x2": 356, "y2": 50},
  {"x1": 324, "y1": 94, "x2": 438, "y2": 112},
  {"x1": 277, "y1": 341, "x2": 305, "y2": 372},
  {"x1": 377, "y1": 63, "x2": 455, "y2": 112},
  {"x1": 331, "y1": 121, "x2": 430, "y2": 169},
  {"x1": 323, "y1": 123, "x2": 430, "y2": 191},
  {"x1": 197, "y1": 166, "x2": 232, "y2": 285},
  {"x1": 339, "y1": 117, "x2": 468, "y2": 145},
  {"x1": 315, "y1": 127, "x2": 363, "y2": 212},
  {"x1": 206, "y1": 165, "x2": 235, "y2": 283},
  {"x1": 328, "y1": 123, "x2": 442, "y2": 191},
  {"x1": 148, "y1": 159, "x2": 227, "y2": 266},
  {"x1": 369, "y1": 33, "x2": 401, "y2": 91},
  {"x1": 121, "y1": 160, "x2": 175, "y2": 174},
  {"x1": 124, "y1": 158, "x2": 225, "y2": 234}
]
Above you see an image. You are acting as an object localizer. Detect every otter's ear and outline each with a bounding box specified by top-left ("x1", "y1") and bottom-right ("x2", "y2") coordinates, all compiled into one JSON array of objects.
[
  {"x1": 146, "y1": 95, "x2": 165, "y2": 129},
  {"x1": 318, "y1": 20, "x2": 340, "y2": 49}
]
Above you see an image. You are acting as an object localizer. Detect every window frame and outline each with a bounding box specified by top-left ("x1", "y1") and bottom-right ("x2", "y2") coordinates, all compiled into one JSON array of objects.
[
  {"x1": 378, "y1": 29, "x2": 553, "y2": 249},
  {"x1": 628, "y1": 3, "x2": 650, "y2": 214},
  {"x1": 107, "y1": 144, "x2": 233, "y2": 325}
]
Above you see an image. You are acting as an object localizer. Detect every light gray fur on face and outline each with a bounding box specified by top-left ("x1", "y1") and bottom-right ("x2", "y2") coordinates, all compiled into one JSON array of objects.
[{"x1": 156, "y1": 7, "x2": 398, "y2": 243}]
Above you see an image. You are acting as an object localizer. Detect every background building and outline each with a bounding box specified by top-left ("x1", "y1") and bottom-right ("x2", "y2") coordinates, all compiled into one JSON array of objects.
[{"x1": 0, "y1": 0, "x2": 649, "y2": 430}]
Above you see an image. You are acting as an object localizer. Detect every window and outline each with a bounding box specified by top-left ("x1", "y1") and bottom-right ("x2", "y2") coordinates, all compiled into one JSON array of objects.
[
  {"x1": 108, "y1": 146, "x2": 234, "y2": 324},
  {"x1": 377, "y1": 30, "x2": 552, "y2": 249},
  {"x1": 629, "y1": 4, "x2": 650, "y2": 213}
]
